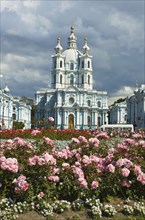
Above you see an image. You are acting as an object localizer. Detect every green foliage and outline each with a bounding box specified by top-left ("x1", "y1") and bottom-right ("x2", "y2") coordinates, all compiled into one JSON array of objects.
[
  {"x1": 110, "y1": 98, "x2": 126, "y2": 108},
  {"x1": 12, "y1": 121, "x2": 25, "y2": 130}
]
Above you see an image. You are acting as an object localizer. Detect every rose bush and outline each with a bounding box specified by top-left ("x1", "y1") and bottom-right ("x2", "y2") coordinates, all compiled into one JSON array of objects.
[{"x1": 0, "y1": 129, "x2": 145, "y2": 219}]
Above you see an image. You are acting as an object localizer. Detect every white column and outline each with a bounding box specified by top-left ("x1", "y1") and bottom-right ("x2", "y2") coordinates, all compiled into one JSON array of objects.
[
  {"x1": 77, "y1": 110, "x2": 80, "y2": 125},
  {"x1": 102, "y1": 112, "x2": 104, "y2": 125},
  {"x1": 84, "y1": 110, "x2": 87, "y2": 126},
  {"x1": 58, "y1": 110, "x2": 62, "y2": 127}
]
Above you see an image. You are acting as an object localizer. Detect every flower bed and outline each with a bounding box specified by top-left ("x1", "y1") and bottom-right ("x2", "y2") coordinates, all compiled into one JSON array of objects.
[
  {"x1": 0, "y1": 128, "x2": 93, "y2": 140},
  {"x1": 1, "y1": 127, "x2": 145, "y2": 140},
  {"x1": 0, "y1": 129, "x2": 145, "y2": 219}
]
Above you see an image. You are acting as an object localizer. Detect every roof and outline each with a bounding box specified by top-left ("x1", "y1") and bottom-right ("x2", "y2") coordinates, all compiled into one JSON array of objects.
[{"x1": 62, "y1": 49, "x2": 82, "y2": 63}]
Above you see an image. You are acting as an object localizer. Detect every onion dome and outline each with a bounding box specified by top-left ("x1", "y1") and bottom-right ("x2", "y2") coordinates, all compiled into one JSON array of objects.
[
  {"x1": 83, "y1": 35, "x2": 90, "y2": 54},
  {"x1": 68, "y1": 25, "x2": 77, "y2": 49},
  {"x1": 4, "y1": 83, "x2": 10, "y2": 94},
  {"x1": 55, "y1": 34, "x2": 63, "y2": 54}
]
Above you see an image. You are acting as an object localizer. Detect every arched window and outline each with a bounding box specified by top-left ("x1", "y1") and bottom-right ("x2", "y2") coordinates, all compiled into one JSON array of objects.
[
  {"x1": 54, "y1": 61, "x2": 56, "y2": 68},
  {"x1": 87, "y1": 116, "x2": 91, "y2": 127},
  {"x1": 98, "y1": 116, "x2": 101, "y2": 127},
  {"x1": 60, "y1": 60, "x2": 63, "y2": 68},
  {"x1": 87, "y1": 100, "x2": 91, "y2": 106},
  {"x1": 88, "y1": 60, "x2": 90, "y2": 68},
  {"x1": 82, "y1": 61, "x2": 84, "y2": 68},
  {"x1": 82, "y1": 75, "x2": 84, "y2": 84},
  {"x1": 70, "y1": 63, "x2": 74, "y2": 70},
  {"x1": 70, "y1": 75, "x2": 74, "y2": 85},
  {"x1": 54, "y1": 74, "x2": 56, "y2": 84},
  {"x1": 124, "y1": 115, "x2": 127, "y2": 121},
  {"x1": 97, "y1": 101, "x2": 101, "y2": 108},
  {"x1": 68, "y1": 114, "x2": 74, "y2": 129},
  {"x1": 88, "y1": 75, "x2": 90, "y2": 84},
  {"x1": 60, "y1": 75, "x2": 63, "y2": 84},
  {"x1": 12, "y1": 113, "x2": 16, "y2": 120}
]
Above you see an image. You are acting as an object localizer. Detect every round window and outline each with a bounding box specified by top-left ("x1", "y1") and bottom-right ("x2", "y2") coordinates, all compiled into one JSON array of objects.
[{"x1": 69, "y1": 97, "x2": 74, "y2": 104}]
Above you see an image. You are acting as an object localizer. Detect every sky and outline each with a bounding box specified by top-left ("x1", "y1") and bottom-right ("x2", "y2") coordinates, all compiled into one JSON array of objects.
[{"x1": 1, "y1": 0, "x2": 145, "y2": 105}]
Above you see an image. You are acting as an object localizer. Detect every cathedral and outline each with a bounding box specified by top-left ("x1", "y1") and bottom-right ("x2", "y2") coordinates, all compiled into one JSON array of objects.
[{"x1": 35, "y1": 26, "x2": 108, "y2": 129}]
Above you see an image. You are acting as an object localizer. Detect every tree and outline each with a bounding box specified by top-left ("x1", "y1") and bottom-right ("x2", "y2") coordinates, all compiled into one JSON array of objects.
[{"x1": 13, "y1": 121, "x2": 25, "y2": 130}]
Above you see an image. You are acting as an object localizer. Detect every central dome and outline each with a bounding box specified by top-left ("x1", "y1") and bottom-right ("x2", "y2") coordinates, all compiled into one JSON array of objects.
[{"x1": 62, "y1": 48, "x2": 82, "y2": 63}]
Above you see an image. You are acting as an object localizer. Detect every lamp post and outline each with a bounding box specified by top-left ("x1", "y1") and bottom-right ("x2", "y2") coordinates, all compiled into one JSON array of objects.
[
  {"x1": 133, "y1": 97, "x2": 136, "y2": 130},
  {"x1": 2, "y1": 97, "x2": 5, "y2": 130},
  {"x1": 0, "y1": 75, "x2": 3, "y2": 89}
]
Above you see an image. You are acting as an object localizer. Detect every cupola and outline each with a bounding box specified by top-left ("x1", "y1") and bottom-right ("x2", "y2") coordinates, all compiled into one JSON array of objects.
[
  {"x1": 4, "y1": 83, "x2": 10, "y2": 94},
  {"x1": 68, "y1": 25, "x2": 77, "y2": 49},
  {"x1": 83, "y1": 35, "x2": 90, "y2": 54},
  {"x1": 55, "y1": 35, "x2": 63, "y2": 54}
]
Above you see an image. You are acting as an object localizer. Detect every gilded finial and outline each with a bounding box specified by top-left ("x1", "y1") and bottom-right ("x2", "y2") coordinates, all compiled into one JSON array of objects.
[
  {"x1": 84, "y1": 33, "x2": 88, "y2": 43},
  {"x1": 71, "y1": 22, "x2": 74, "y2": 33},
  {"x1": 136, "y1": 81, "x2": 138, "y2": 88},
  {"x1": 5, "y1": 80, "x2": 8, "y2": 86},
  {"x1": 57, "y1": 33, "x2": 60, "y2": 42}
]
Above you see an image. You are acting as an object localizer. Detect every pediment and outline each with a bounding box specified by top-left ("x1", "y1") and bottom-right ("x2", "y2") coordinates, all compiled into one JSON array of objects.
[
  {"x1": 65, "y1": 86, "x2": 79, "y2": 92},
  {"x1": 73, "y1": 102, "x2": 80, "y2": 107}
]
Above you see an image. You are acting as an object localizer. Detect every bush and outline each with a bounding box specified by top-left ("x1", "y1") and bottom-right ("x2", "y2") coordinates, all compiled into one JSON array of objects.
[
  {"x1": 12, "y1": 121, "x2": 25, "y2": 130},
  {"x1": 0, "y1": 129, "x2": 145, "y2": 219}
]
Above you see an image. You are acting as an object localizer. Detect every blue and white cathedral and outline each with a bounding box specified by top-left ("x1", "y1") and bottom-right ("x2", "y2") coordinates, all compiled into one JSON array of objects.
[{"x1": 35, "y1": 26, "x2": 108, "y2": 129}]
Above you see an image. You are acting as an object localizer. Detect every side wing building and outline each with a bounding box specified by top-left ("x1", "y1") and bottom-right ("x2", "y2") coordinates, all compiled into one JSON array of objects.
[{"x1": 0, "y1": 85, "x2": 31, "y2": 130}]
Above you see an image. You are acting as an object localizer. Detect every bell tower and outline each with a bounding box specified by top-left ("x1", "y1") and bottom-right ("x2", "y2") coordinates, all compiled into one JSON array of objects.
[
  {"x1": 51, "y1": 35, "x2": 65, "y2": 89},
  {"x1": 79, "y1": 35, "x2": 93, "y2": 90}
]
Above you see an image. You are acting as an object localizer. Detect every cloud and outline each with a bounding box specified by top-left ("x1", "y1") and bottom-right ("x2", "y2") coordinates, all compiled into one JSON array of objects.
[
  {"x1": 109, "y1": 10, "x2": 144, "y2": 50},
  {"x1": 1, "y1": 0, "x2": 144, "y2": 103},
  {"x1": 110, "y1": 11, "x2": 138, "y2": 35},
  {"x1": 59, "y1": 1, "x2": 75, "y2": 13},
  {"x1": 108, "y1": 86, "x2": 134, "y2": 105},
  {"x1": 92, "y1": 48, "x2": 111, "y2": 70},
  {"x1": 21, "y1": 13, "x2": 52, "y2": 33},
  {"x1": 1, "y1": 0, "x2": 39, "y2": 13}
]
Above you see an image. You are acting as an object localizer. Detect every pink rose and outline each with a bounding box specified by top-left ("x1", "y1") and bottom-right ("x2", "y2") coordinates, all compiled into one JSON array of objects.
[
  {"x1": 28, "y1": 155, "x2": 39, "y2": 166},
  {"x1": 14, "y1": 175, "x2": 29, "y2": 192},
  {"x1": 48, "y1": 117, "x2": 54, "y2": 122},
  {"x1": 121, "y1": 168, "x2": 130, "y2": 177},
  {"x1": 37, "y1": 192, "x2": 44, "y2": 199},
  {"x1": 89, "y1": 138, "x2": 99, "y2": 146},
  {"x1": 91, "y1": 181, "x2": 99, "y2": 189},
  {"x1": 31, "y1": 129, "x2": 41, "y2": 136},
  {"x1": 52, "y1": 168, "x2": 60, "y2": 175},
  {"x1": 71, "y1": 138, "x2": 80, "y2": 145},
  {"x1": 134, "y1": 165, "x2": 142, "y2": 176},
  {"x1": 122, "y1": 181, "x2": 131, "y2": 187},
  {"x1": 82, "y1": 155, "x2": 91, "y2": 165},
  {"x1": 78, "y1": 177, "x2": 88, "y2": 189},
  {"x1": 43, "y1": 137, "x2": 54, "y2": 146},
  {"x1": 1, "y1": 157, "x2": 18, "y2": 173},
  {"x1": 62, "y1": 163, "x2": 70, "y2": 170},
  {"x1": 106, "y1": 164, "x2": 115, "y2": 173},
  {"x1": 137, "y1": 172, "x2": 145, "y2": 185},
  {"x1": 48, "y1": 175, "x2": 59, "y2": 183},
  {"x1": 132, "y1": 133, "x2": 142, "y2": 139},
  {"x1": 116, "y1": 158, "x2": 124, "y2": 167},
  {"x1": 78, "y1": 136, "x2": 88, "y2": 143},
  {"x1": 37, "y1": 157, "x2": 46, "y2": 166}
]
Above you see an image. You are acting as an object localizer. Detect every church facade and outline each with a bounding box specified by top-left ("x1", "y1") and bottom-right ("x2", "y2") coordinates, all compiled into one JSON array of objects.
[
  {"x1": 35, "y1": 26, "x2": 108, "y2": 129},
  {"x1": 110, "y1": 101, "x2": 127, "y2": 124},
  {"x1": 127, "y1": 84, "x2": 145, "y2": 129}
]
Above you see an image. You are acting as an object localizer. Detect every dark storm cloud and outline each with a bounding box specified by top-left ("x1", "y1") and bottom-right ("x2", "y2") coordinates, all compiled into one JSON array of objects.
[{"x1": 1, "y1": 0, "x2": 144, "y2": 104}]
